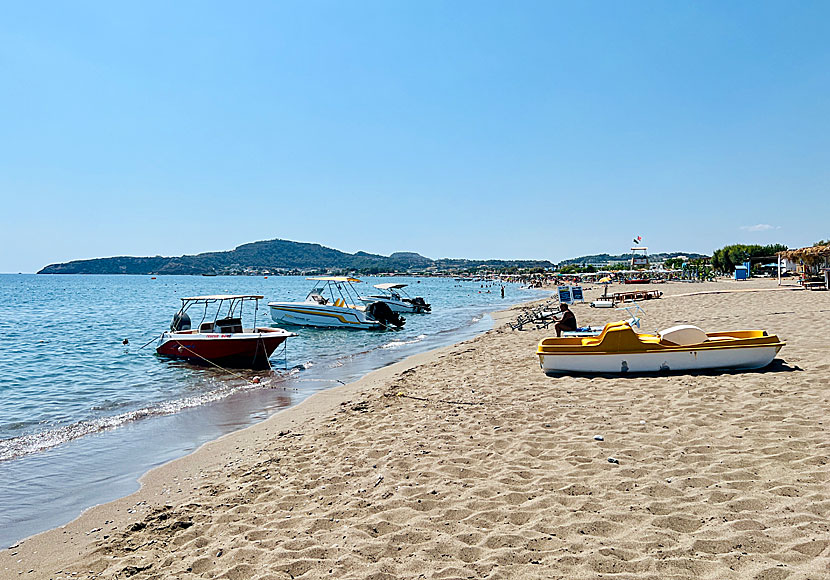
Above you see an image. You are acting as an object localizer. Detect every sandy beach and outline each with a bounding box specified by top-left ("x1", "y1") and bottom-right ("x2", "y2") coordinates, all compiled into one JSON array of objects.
[{"x1": 2, "y1": 278, "x2": 828, "y2": 579}]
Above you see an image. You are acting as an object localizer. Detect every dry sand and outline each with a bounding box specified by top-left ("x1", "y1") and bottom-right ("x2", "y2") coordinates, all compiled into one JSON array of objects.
[{"x1": 2, "y1": 279, "x2": 828, "y2": 579}]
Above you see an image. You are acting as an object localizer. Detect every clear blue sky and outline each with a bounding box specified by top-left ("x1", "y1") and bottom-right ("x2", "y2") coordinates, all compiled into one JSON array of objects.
[{"x1": 2, "y1": 1, "x2": 828, "y2": 272}]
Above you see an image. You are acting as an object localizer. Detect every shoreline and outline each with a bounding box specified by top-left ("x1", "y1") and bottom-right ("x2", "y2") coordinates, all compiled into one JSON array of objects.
[
  {"x1": 0, "y1": 278, "x2": 546, "y2": 550},
  {"x1": 0, "y1": 291, "x2": 545, "y2": 550},
  {"x1": 0, "y1": 305, "x2": 528, "y2": 576},
  {"x1": 3, "y1": 278, "x2": 828, "y2": 579}
]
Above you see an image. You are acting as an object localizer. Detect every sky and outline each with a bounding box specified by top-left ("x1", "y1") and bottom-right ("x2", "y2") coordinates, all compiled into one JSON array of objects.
[{"x1": 1, "y1": 1, "x2": 828, "y2": 272}]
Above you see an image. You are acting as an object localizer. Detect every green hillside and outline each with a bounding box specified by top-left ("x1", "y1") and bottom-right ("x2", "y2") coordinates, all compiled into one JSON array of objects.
[{"x1": 37, "y1": 238, "x2": 554, "y2": 275}]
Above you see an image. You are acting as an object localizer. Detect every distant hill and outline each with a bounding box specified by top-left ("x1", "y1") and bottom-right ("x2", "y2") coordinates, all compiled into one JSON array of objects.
[
  {"x1": 38, "y1": 239, "x2": 554, "y2": 275},
  {"x1": 559, "y1": 251, "x2": 708, "y2": 266}
]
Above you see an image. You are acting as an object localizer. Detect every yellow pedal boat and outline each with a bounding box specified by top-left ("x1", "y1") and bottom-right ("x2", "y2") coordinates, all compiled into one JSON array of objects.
[{"x1": 537, "y1": 321, "x2": 784, "y2": 375}]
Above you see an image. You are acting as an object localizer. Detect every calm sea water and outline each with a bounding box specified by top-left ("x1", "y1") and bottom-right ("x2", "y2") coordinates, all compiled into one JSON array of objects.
[{"x1": 0, "y1": 274, "x2": 547, "y2": 547}]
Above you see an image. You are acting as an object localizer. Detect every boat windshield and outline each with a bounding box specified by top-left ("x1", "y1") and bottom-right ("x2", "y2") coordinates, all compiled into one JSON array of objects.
[{"x1": 306, "y1": 286, "x2": 328, "y2": 304}]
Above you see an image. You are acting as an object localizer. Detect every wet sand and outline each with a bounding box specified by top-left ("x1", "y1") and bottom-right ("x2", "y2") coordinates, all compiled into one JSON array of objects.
[{"x1": 2, "y1": 278, "x2": 828, "y2": 579}]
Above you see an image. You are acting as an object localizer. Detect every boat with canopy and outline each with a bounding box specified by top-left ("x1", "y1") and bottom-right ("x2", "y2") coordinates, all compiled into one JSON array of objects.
[
  {"x1": 357, "y1": 283, "x2": 431, "y2": 313},
  {"x1": 156, "y1": 295, "x2": 296, "y2": 369},
  {"x1": 268, "y1": 277, "x2": 405, "y2": 329}
]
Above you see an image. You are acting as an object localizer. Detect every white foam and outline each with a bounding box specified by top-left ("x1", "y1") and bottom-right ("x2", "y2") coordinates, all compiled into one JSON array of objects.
[{"x1": 380, "y1": 334, "x2": 427, "y2": 349}]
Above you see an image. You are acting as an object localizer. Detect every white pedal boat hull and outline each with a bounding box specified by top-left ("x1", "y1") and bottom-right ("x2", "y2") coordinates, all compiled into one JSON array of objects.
[{"x1": 540, "y1": 345, "x2": 781, "y2": 374}]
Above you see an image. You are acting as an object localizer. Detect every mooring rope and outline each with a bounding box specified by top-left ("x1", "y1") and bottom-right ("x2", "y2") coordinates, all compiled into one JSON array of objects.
[
  {"x1": 138, "y1": 333, "x2": 164, "y2": 351},
  {"x1": 175, "y1": 342, "x2": 265, "y2": 384}
]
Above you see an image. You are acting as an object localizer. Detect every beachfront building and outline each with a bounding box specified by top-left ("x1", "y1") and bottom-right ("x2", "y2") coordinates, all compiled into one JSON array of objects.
[{"x1": 778, "y1": 244, "x2": 830, "y2": 289}]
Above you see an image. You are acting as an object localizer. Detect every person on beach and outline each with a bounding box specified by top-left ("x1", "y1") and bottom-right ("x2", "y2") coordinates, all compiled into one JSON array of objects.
[{"x1": 554, "y1": 303, "x2": 577, "y2": 337}]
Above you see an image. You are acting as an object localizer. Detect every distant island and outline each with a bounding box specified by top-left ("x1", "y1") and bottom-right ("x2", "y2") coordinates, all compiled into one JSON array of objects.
[{"x1": 37, "y1": 238, "x2": 555, "y2": 275}]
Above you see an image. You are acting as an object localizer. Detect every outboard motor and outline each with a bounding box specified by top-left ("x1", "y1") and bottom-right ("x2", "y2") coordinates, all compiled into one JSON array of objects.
[
  {"x1": 171, "y1": 311, "x2": 191, "y2": 332},
  {"x1": 410, "y1": 297, "x2": 431, "y2": 313},
  {"x1": 367, "y1": 301, "x2": 405, "y2": 328}
]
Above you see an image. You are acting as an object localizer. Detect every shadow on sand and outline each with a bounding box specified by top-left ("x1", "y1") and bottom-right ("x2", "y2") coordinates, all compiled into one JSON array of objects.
[{"x1": 544, "y1": 358, "x2": 802, "y2": 379}]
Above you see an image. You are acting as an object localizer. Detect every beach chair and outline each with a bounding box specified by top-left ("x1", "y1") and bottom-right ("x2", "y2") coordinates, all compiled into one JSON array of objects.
[{"x1": 509, "y1": 300, "x2": 560, "y2": 330}]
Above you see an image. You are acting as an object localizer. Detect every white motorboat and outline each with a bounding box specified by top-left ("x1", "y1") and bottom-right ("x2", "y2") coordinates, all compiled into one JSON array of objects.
[
  {"x1": 358, "y1": 283, "x2": 431, "y2": 314},
  {"x1": 268, "y1": 277, "x2": 405, "y2": 329}
]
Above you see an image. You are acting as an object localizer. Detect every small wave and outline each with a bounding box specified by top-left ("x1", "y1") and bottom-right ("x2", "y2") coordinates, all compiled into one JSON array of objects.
[
  {"x1": 0, "y1": 375, "x2": 289, "y2": 463},
  {"x1": 380, "y1": 334, "x2": 428, "y2": 349},
  {"x1": 286, "y1": 361, "x2": 313, "y2": 375},
  {"x1": 90, "y1": 400, "x2": 132, "y2": 412}
]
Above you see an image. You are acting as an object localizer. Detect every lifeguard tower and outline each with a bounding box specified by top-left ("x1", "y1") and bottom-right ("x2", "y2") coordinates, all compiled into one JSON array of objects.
[{"x1": 631, "y1": 246, "x2": 649, "y2": 269}]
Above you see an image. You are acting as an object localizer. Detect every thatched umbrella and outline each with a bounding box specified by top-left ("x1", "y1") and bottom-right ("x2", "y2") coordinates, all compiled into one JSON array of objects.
[
  {"x1": 779, "y1": 244, "x2": 830, "y2": 266},
  {"x1": 778, "y1": 245, "x2": 830, "y2": 288}
]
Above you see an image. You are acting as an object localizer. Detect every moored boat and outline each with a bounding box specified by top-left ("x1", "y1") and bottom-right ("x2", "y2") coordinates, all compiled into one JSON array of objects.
[
  {"x1": 268, "y1": 277, "x2": 405, "y2": 329},
  {"x1": 156, "y1": 295, "x2": 296, "y2": 369},
  {"x1": 537, "y1": 321, "x2": 784, "y2": 374},
  {"x1": 358, "y1": 283, "x2": 431, "y2": 314}
]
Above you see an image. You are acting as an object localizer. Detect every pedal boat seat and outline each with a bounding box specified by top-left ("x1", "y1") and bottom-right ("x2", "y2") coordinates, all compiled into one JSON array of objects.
[{"x1": 658, "y1": 325, "x2": 708, "y2": 346}]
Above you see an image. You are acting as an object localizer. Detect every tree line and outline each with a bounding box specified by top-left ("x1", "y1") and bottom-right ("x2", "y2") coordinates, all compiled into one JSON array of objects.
[{"x1": 710, "y1": 244, "x2": 788, "y2": 273}]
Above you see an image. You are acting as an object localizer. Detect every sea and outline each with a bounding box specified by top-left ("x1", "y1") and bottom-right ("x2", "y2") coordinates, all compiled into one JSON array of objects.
[{"x1": 0, "y1": 274, "x2": 548, "y2": 547}]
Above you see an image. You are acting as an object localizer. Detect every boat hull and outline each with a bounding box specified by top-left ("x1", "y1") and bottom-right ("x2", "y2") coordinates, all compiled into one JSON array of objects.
[
  {"x1": 268, "y1": 302, "x2": 381, "y2": 329},
  {"x1": 539, "y1": 345, "x2": 782, "y2": 374},
  {"x1": 156, "y1": 328, "x2": 294, "y2": 369}
]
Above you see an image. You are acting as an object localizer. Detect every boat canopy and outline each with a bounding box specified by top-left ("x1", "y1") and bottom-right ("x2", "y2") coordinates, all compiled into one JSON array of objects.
[
  {"x1": 181, "y1": 294, "x2": 264, "y2": 301},
  {"x1": 374, "y1": 283, "x2": 408, "y2": 290},
  {"x1": 306, "y1": 276, "x2": 362, "y2": 283}
]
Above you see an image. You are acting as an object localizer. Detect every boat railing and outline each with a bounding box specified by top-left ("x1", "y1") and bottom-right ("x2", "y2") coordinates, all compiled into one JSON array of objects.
[{"x1": 178, "y1": 296, "x2": 262, "y2": 334}]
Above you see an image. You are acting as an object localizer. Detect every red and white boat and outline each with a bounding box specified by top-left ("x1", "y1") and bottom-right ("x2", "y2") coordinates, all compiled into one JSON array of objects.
[{"x1": 156, "y1": 295, "x2": 296, "y2": 369}]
